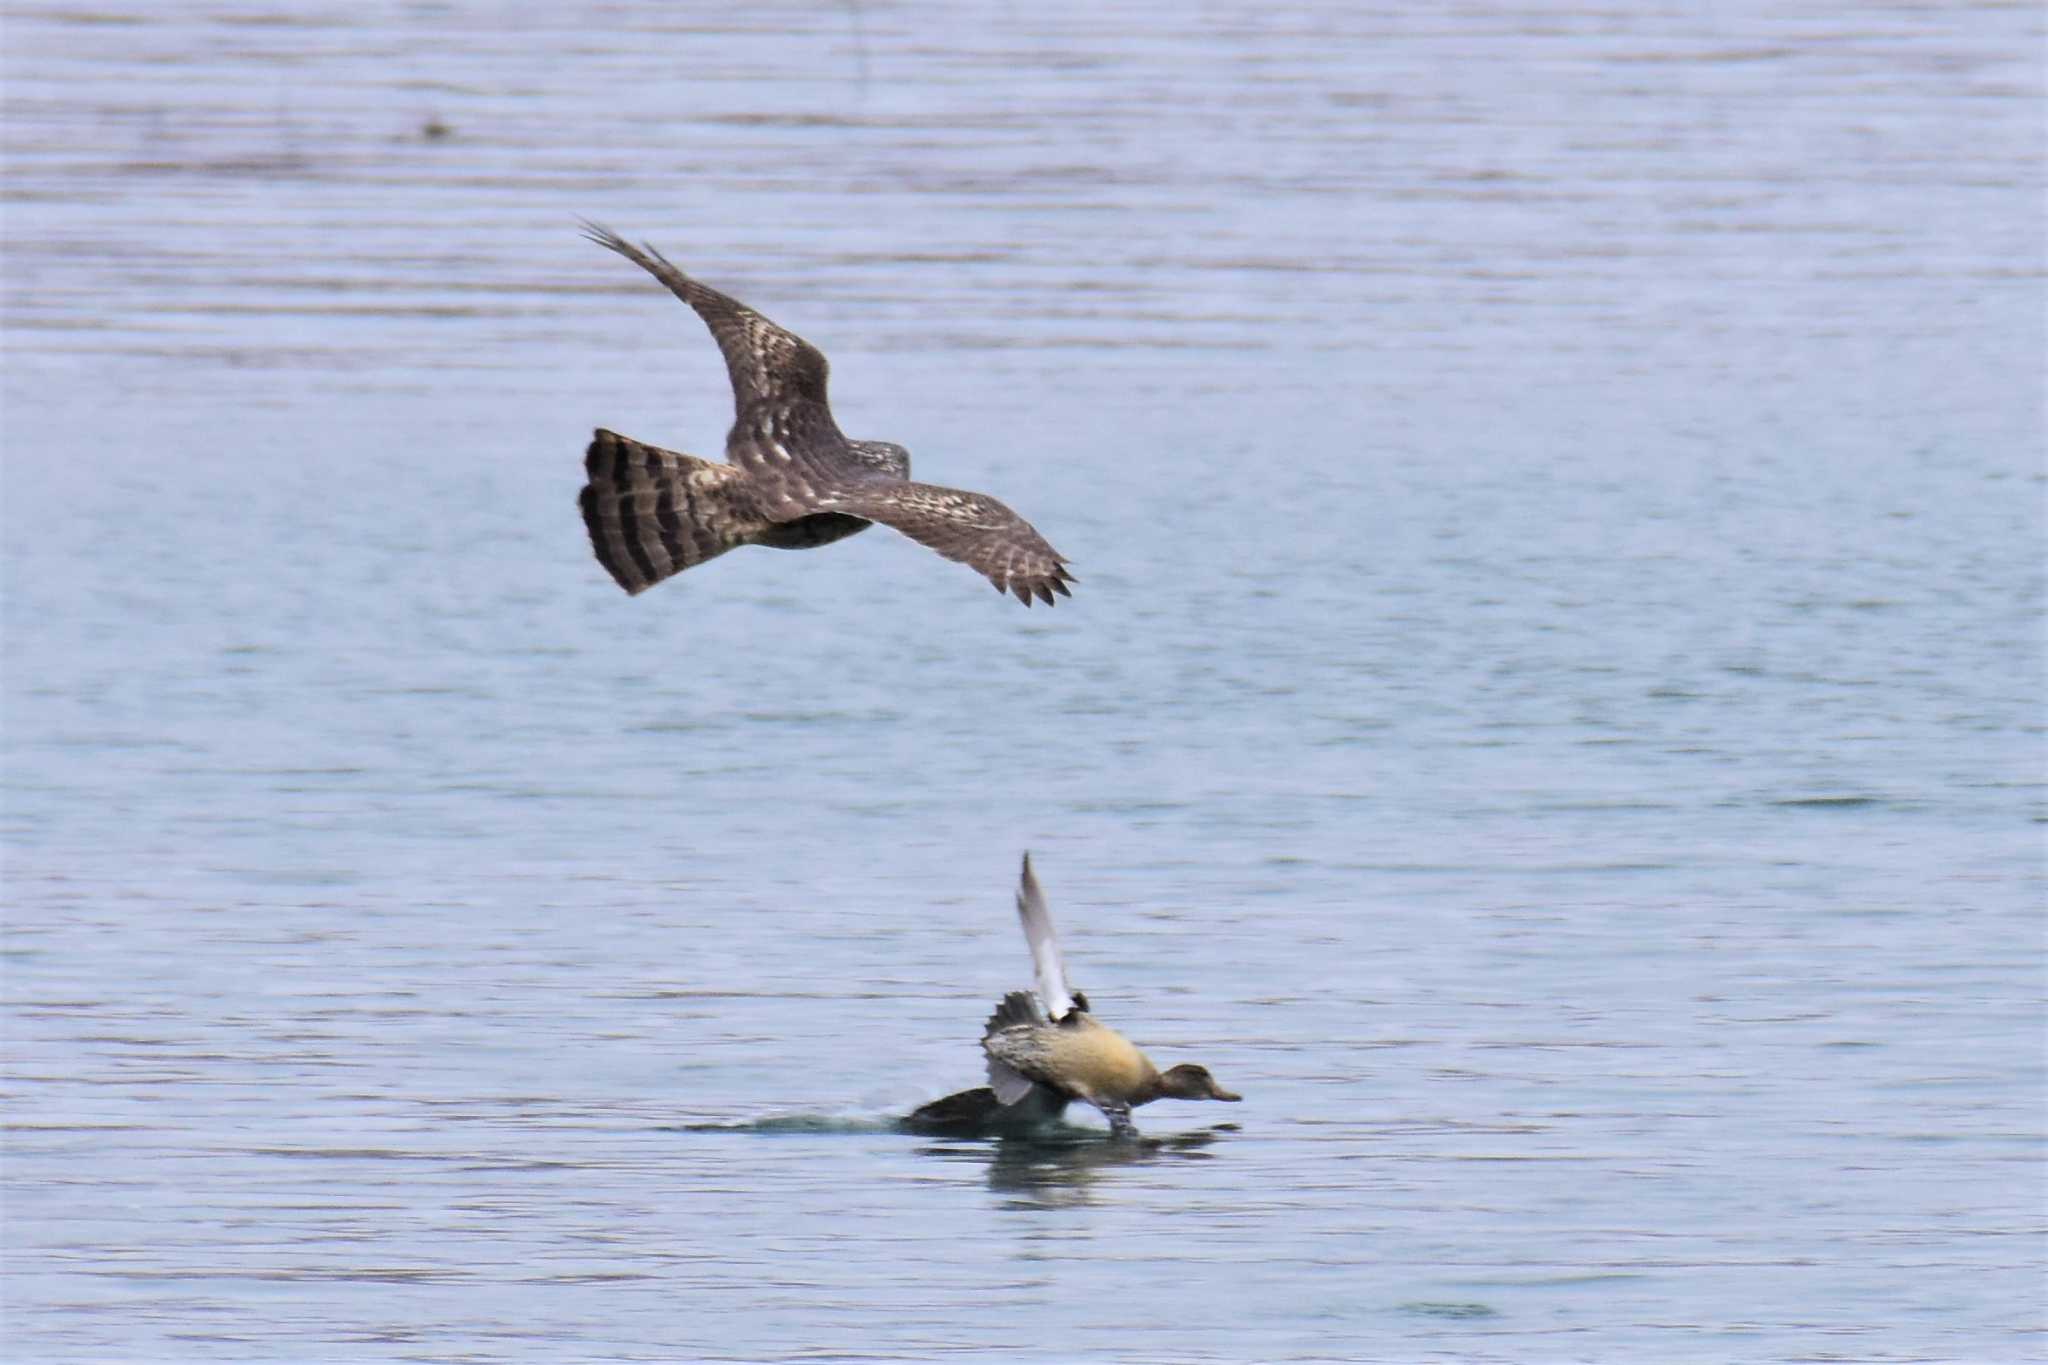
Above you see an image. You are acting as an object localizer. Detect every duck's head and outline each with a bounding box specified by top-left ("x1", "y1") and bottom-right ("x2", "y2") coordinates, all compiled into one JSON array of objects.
[{"x1": 1157, "y1": 1063, "x2": 1241, "y2": 1103}]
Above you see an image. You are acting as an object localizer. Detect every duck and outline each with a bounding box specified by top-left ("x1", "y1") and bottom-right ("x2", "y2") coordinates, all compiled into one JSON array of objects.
[{"x1": 904, "y1": 853, "x2": 1239, "y2": 1140}]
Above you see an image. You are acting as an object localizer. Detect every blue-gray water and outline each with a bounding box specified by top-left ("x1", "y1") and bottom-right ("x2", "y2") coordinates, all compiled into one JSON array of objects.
[{"x1": 4, "y1": 2, "x2": 2042, "y2": 1361}]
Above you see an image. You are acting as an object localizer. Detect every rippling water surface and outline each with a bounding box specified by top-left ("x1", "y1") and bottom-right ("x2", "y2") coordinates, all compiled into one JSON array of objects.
[{"x1": 4, "y1": 2, "x2": 2043, "y2": 1360}]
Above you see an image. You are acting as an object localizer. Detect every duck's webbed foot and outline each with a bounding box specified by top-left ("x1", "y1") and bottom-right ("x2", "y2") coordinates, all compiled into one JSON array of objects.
[{"x1": 1102, "y1": 1103, "x2": 1140, "y2": 1141}]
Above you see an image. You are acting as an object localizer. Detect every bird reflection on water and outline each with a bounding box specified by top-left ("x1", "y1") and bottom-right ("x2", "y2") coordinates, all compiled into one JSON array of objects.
[
  {"x1": 911, "y1": 1123, "x2": 1240, "y2": 1203},
  {"x1": 666, "y1": 1112, "x2": 1237, "y2": 1203}
]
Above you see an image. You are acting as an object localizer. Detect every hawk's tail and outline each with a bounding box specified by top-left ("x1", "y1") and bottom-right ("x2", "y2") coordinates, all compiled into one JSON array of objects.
[{"x1": 579, "y1": 429, "x2": 755, "y2": 594}]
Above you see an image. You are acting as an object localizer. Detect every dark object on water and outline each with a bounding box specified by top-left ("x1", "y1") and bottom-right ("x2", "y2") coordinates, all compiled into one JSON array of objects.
[{"x1": 899, "y1": 1085, "x2": 1071, "y2": 1137}]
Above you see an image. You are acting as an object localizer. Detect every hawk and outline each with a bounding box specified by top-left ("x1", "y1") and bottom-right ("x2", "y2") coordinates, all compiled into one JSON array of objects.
[{"x1": 577, "y1": 225, "x2": 1075, "y2": 607}]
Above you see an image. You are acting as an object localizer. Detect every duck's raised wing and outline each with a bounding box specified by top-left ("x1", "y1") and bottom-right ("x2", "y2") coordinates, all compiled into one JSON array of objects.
[{"x1": 1015, "y1": 853, "x2": 1078, "y2": 1020}]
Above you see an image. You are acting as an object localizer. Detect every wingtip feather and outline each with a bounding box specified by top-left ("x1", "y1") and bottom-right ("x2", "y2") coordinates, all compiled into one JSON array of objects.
[
  {"x1": 579, "y1": 218, "x2": 626, "y2": 253},
  {"x1": 1015, "y1": 851, "x2": 1042, "y2": 921}
]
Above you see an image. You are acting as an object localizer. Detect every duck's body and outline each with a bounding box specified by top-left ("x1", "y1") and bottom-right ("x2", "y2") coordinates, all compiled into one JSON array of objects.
[
  {"x1": 993, "y1": 1009, "x2": 1154, "y2": 1105},
  {"x1": 915, "y1": 854, "x2": 1239, "y2": 1141}
]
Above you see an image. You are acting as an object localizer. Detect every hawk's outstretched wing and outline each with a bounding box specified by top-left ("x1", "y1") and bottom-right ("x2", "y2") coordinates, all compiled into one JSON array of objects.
[
  {"x1": 583, "y1": 222, "x2": 871, "y2": 519},
  {"x1": 581, "y1": 222, "x2": 827, "y2": 413},
  {"x1": 822, "y1": 480, "x2": 1075, "y2": 606}
]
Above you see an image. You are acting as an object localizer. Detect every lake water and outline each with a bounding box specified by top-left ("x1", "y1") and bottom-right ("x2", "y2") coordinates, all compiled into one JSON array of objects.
[{"x1": 3, "y1": 1, "x2": 2043, "y2": 1360}]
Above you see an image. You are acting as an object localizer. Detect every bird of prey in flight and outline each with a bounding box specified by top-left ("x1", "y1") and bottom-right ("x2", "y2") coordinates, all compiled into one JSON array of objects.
[{"x1": 576, "y1": 225, "x2": 1075, "y2": 607}]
